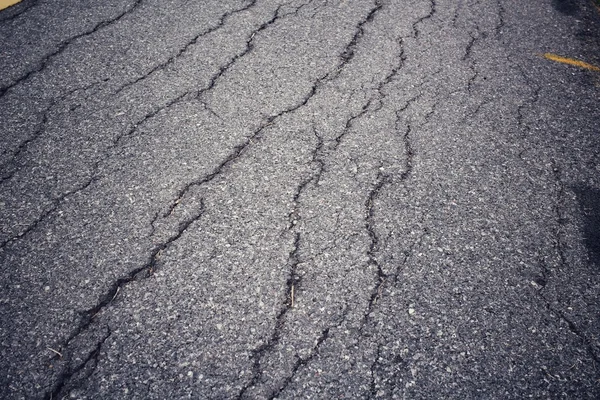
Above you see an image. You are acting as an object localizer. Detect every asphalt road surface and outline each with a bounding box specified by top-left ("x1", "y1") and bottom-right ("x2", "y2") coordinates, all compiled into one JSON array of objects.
[{"x1": 1, "y1": 0, "x2": 600, "y2": 398}]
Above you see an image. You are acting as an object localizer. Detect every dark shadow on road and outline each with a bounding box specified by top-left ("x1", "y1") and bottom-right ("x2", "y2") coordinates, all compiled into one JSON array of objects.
[
  {"x1": 552, "y1": 0, "x2": 580, "y2": 15},
  {"x1": 574, "y1": 185, "x2": 600, "y2": 267}
]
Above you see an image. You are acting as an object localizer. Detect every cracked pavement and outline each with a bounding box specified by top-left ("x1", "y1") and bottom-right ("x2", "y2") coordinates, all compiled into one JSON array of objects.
[{"x1": 1, "y1": 0, "x2": 600, "y2": 398}]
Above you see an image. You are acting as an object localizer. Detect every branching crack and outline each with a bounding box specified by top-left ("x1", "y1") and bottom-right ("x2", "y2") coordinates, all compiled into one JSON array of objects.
[
  {"x1": 0, "y1": 83, "x2": 194, "y2": 250},
  {"x1": 0, "y1": 0, "x2": 143, "y2": 99},
  {"x1": 44, "y1": 201, "x2": 205, "y2": 396},
  {"x1": 234, "y1": 20, "x2": 406, "y2": 384},
  {"x1": 194, "y1": 3, "x2": 295, "y2": 101},
  {"x1": 165, "y1": 0, "x2": 386, "y2": 218},
  {"x1": 266, "y1": 325, "x2": 335, "y2": 400},
  {"x1": 358, "y1": 94, "x2": 427, "y2": 329},
  {"x1": 44, "y1": 327, "x2": 112, "y2": 400},
  {"x1": 333, "y1": 33, "x2": 404, "y2": 149},
  {"x1": 236, "y1": 232, "x2": 302, "y2": 399}
]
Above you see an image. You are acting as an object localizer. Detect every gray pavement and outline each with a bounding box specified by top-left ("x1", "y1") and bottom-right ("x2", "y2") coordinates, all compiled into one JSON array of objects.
[{"x1": 1, "y1": 0, "x2": 599, "y2": 398}]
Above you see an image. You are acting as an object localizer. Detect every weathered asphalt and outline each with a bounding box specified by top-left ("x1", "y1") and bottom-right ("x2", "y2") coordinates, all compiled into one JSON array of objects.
[{"x1": 1, "y1": 0, "x2": 599, "y2": 398}]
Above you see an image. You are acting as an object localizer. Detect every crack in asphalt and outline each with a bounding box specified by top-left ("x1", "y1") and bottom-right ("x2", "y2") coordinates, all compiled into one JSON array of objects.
[
  {"x1": 235, "y1": 123, "x2": 332, "y2": 398},
  {"x1": 44, "y1": 327, "x2": 112, "y2": 400},
  {"x1": 163, "y1": 0, "x2": 386, "y2": 219},
  {"x1": 394, "y1": 95, "x2": 421, "y2": 182},
  {"x1": 237, "y1": 123, "x2": 347, "y2": 398},
  {"x1": 355, "y1": 92, "x2": 424, "y2": 331},
  {"x1": 495, "y1": 0, "x2": 505, "y2": 37},
  {"x1": 0, "y1": 79, "x2": 107, "y2": 185},
  {"x1": 412, "y1": 0, "x2": 436, "y2": 38},
  {"x1": 0, "y1": 84, "x2": 195, "y2": 250},
  {"x1": 463, "y1": 26, "x2": 481, "y2": 94},
  {"x1": 43, "y1": 201, "x2": 206, "y2": 398},
  {"x1": 233, "y1": 4, "x2": 391, "y2": 395},
  {"x1": 339, "y1": 0, "x2": 383, "y2": 64},
  {"x1": 505, "y1": 58, "x2": 593, "y2": 366},
  {"x1": 333, "y1": 98, "x2": 374, "y2": 149},
  {"x1": 451, "y1": 0, "x2": 465, "y2": 27},
  {"x1": 333, "y1": 34, "x2": 404, "y2": 149},
  {"x1": 192, "y1": 0, "x2": 315, "y2": 102},
  {"x1": 113, "y1": 0, "x2": 258, "y2": 95},
  {"x1": 236, "y1": 232, "x2": 302, "y2": 399},
  {"x1": 368, "y1": 343, "x2": 383, "y2": 399},
  {"x1": 451, "y1": 20, "x2": 591, "y2": 371},
  {"x1": 509, "y1": 55, "x2": 541, "y2": 141},
  {"x1": 287, "y1": 126, "x2": 325, "y2": 229},
  {"x1": 373, "y1": 38, "x2": 406, "y2": 109},
  {"x1": 0, "y1": 175, "x2": 99, "y2": 250},
  {"x1": 539, "y1": 161, "x2": 600, "y2": 365},
  {"x1": 362, "y1": 169, "x2": 391, "y2": 322},
  {"x1": 0, "y1": 0, "x2": 143, "y2": 99},
  {"x1": 1, "y1": 0, "x2": 384, "y2": 250},
  {"x1": 265, "y1": 323, "x2": 340, "y2": 400},
  {"x1": 0, "y1": 0, "x2": 331, "y2": 265}
]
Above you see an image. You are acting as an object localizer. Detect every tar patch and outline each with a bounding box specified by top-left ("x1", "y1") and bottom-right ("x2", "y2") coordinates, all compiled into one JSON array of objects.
[{"x1": 574, "y1": 185, "x2": 600, "y2": 267}]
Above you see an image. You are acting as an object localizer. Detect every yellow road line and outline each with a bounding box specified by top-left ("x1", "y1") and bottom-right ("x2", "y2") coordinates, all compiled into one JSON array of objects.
[
  {"x1": 543, "y1": 53, "x2": 600, "y2": 72},
  {"x1": 0, "y1": 0, "x2": 22, "y2": 11}
]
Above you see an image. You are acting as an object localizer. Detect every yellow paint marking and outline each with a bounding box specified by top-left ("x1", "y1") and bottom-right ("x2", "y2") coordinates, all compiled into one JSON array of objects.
[
  {"x1": 543, "y1": 53, "x2": 600, "y2": 72},
  {"x1": 0, "y1": 0, "x2": 22, "y2": 11}
]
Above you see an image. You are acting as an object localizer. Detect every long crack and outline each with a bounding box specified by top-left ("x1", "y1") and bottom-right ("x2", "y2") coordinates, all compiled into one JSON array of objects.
[
  {"x1": 0, "y1": 79, "x2": 107, "y2": 185},
  {"x1": 44, "y1": 200, "x2": 206, "y2": 396},
  {"x1": 356, "y1": 93, "x2": 422, "y2": 326},
  {"x1": 237, "y1": 124, "x2": 333, "y2": 399},
  {"x1": 0, "y1": 175, "x2": 98, "y2": 250},
  {"x1": 235, "y1": 4, "x2": 390, "y2": 392},
  {"x1": 333, "y1": 34, "x2": 404, "y2": 149},
  {"x1": 1, "y1": 1, "x2": 292, "y2": 248},
  {"x1": 164, "y1": 0, "x2": 386, "y2": 218},
  {"x1": 0, "y1": 0, "x2": 143, "y2": 99},
  {"x1": 113, "y1": 0, "x2": 258, "y2": 95}
]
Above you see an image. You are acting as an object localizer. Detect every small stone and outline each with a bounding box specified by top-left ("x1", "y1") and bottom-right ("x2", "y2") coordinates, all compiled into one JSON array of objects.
[
  {"x1": 187, "y1": 371, "x2": 193, "y2": 378},
  {"x1": 44, "y1": 286, "x2": 50, "y2": 291},
  {"x1": 408, "y1": 308, "x2": 415, "y2": 315}
]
